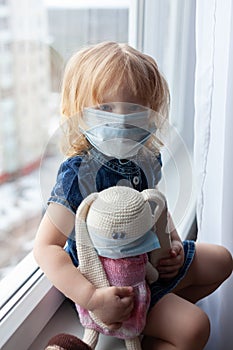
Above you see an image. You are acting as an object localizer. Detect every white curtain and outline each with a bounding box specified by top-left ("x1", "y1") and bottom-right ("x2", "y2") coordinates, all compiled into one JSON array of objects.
[{"x1": 194, "y1": 0, "x2": 233, "y2": 349}]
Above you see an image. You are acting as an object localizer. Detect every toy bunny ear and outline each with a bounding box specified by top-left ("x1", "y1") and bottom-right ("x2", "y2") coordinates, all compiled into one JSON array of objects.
[
  {"x1": 75, "y1": 193, "x2": 110, "y2": 289},
  {"x1": 141, "y1": 189, "x2": 167, "y2": 223},
  {"x1": 76, "y1": 192, "x2": 98, "y2": 222},
  {"x1": 75, "y1": 193, "x2": 111, "y2": 331}
]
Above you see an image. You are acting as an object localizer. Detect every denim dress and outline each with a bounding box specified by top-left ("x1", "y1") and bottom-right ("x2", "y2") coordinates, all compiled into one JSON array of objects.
[{"x1": 48, "y1": 147, "x2": 195, "y2": 307}]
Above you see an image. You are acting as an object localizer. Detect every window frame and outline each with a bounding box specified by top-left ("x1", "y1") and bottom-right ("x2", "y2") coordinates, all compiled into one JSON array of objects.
[{"x1": 0, "y1": 259, "x2": 64, "y2": 349}]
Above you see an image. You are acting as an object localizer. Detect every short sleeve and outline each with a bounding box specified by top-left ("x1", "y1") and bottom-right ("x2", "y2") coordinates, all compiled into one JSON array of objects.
[{"x1": 48, "y1": 157, "x2": 83, "y2": 214}]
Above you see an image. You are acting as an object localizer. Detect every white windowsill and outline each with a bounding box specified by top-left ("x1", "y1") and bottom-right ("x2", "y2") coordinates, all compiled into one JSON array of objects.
[
  {"x1": 0, "y1": 264, "x2": 64, "y2": 350},
  {"x1": 28, "y1": 299, "x2": 126, "y2": 350}
]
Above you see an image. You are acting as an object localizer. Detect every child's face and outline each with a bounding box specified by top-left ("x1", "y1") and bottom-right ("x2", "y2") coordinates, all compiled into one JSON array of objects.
[
  {"x1": 81, "y1": 89, "x2": 154, "y2": 159},
  {"x1": 100, "y1": 87, "x2": 149, "y2": 113}
]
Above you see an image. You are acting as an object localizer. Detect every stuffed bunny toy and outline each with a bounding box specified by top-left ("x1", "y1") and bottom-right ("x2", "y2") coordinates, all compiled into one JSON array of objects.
[{"x1": 73, "y1": 186, "x2": 171, "y2": 350}]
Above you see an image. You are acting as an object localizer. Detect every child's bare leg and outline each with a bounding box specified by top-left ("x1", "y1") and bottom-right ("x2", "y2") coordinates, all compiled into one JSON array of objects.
[
  {"x1": 173, "y1": 243, "x2": 233, "y2": 303},
  {"x1": 142, "y1": 293, "x2": 210, "y2": 350}
]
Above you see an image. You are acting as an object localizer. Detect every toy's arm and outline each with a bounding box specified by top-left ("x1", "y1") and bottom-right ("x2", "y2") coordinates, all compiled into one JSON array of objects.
[
  {"x1": 150, "y1": 209, "x2": 185, "y2": 280},
  {"x1": 156, "y1": 217, "x2": 185, "y2": 279},
  {"x1": 148, "y1": 202, "x2": 172, "y2": 270},
  {"x1": 145, "y1": 260, "x2": 159, "y2": 284}
]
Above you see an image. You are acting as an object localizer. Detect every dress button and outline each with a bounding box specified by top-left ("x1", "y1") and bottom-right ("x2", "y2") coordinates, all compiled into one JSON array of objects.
[{"x1": 133, "y1": 176, "x2": 140, "y2": 185}]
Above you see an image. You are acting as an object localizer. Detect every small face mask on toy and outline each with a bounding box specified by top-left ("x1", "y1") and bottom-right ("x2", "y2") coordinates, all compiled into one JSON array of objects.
[{"x1": 75, "y1": 186, "x2": 171, "y2": 350}]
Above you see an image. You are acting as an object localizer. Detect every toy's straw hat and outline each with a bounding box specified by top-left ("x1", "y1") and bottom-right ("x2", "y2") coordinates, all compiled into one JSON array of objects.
[{"x1": 87, "y1": 186, "x2": 153, "y2": 237}]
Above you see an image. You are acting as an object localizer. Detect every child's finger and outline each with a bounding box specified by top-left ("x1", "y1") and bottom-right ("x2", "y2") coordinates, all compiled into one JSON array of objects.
[
  {"x1": 170, "y1": 245, "x2": 182, "y2": 257},
  {"x1": 115, "y1": 286, "x2": 134, "y2": 298},
  {"x1": 157, "y1": 262, "x2": 181, "y2": 273},
  {"x1": 159, "y1": 254, "x2": 182, "y2": 266}
]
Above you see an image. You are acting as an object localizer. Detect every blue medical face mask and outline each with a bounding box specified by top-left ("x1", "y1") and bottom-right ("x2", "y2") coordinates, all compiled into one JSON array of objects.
[
  {"x1": 80, "y1": 102, "x2": 157, "y2": 159},
  {"x1": 88, "y1": 229, "x2": 160, "y2": 259}
]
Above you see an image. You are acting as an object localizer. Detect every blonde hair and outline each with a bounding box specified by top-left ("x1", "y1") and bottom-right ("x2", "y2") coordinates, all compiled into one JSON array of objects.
[{"x1": 60, "y1": 41, "x2": 170, "y2": 156}]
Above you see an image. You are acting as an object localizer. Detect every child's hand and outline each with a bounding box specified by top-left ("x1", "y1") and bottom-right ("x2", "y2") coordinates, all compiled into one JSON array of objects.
[
  {"x1": 87, "y1": 286, "x2": 134, "y2": 330},
  {"x1": 157, "y1": 240, "x2": 185, "y2": 279}
]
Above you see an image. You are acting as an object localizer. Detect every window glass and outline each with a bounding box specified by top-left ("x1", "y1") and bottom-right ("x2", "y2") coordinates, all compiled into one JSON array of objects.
[{"x1": 0, "y1": 0, "x2": 133, "y2": 284}]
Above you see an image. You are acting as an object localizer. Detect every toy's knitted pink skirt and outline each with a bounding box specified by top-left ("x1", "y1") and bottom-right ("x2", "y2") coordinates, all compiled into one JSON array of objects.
[{"x1": 76, "y1": 254, "x2": 150, "y2": 339}]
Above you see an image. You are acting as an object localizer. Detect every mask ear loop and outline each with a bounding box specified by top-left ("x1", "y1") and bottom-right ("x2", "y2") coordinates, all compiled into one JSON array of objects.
[{"x1": 141, "y1": 189, "x2": 171, "y2": 268}]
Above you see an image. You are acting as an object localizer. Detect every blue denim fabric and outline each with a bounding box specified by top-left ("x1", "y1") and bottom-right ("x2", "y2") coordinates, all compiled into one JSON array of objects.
[
  {"x1": 48, "y1": 147, "x2": 162, "y2": 266},
  {"x1": 149, "y1": 240, "x2": 195, "y2": 307}
]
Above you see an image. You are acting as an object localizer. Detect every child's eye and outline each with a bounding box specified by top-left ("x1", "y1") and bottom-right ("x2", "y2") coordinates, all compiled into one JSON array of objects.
[
  {"x1": 127, "y1": 104, "x2": 145, "y2": 113},
  {"x1": 98, "y1": 104, "x2": 113, "y2": 112}
]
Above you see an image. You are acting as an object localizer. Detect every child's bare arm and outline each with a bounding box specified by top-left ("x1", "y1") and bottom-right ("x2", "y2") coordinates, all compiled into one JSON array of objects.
[
  {"x1": 33, "y1": 203, "x2": 97, "y2": 306},
  {"x1": 33, "y1": 203, "x2": 134, "y2": 328}
]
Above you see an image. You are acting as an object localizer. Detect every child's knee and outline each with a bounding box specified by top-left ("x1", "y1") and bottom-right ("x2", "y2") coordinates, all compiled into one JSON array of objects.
[
  {"x1": 219, "y1": 246, "x2": 233, "y2": 280},
  {"x1": 183, "y1": 308, "x2": 210, "y2": 348}
]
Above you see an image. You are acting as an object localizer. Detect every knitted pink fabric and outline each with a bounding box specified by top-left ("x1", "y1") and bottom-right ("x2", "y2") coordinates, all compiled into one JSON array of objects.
[{"x1": 76, "y1": 254, "x2": 150, "y2": 339}]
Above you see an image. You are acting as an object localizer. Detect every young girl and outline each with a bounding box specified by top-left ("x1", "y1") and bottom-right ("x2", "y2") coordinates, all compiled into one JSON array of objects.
[{"x1": 34, "y1": 41, "x2": 232, "y2": 350}]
